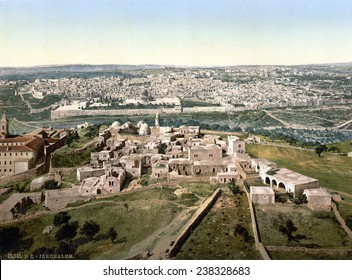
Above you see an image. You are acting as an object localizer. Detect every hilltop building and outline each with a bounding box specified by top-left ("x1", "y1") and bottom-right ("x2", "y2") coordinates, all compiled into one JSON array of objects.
[{"x1": 0, "y1": 115, "x2": 68, "y2": 178}]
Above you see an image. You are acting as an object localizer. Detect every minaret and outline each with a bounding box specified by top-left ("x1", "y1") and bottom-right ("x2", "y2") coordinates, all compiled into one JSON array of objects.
[
  {"x1": 0, "y1": 112, "x2": 9, "y2": 137},
  {"x1": 155, "y1": 113, "x2": 160, "y2": 127}
]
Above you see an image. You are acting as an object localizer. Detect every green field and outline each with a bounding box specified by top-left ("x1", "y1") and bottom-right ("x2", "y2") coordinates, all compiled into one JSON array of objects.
[
  {"x1": 0, "y1": 86, "x2": 30, "y2": 118},
  {"x1": 255, "y1": 204, "x2": 352, "y2": 259},
  {"x1": 175, "y1": 191, "x2": 261, "y2": 260},
  {"x1": 327, "y1": 141, "x2": 352, "y2": 154},
  {"x1": 246, "y1": 144, "x2": 352, "y2": 194},
  {"x1": 0, "y1": 187, "x2": 198, "y2": 260},
  {"x1": 0, "y1": 183, "x2": 221, "y2": 260}
]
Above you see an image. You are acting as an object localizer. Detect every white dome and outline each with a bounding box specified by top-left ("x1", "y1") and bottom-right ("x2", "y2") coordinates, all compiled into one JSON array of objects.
[{"x1": 110, "y1": 121, "x2": 121, "y2": 128}]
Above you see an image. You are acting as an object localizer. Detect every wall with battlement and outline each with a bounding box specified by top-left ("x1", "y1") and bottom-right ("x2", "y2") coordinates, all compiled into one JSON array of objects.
[
  {"x1": 51, "y1": 105, "x2": 229, "y2": 119},
  {"x1": 51, "y1": 107, "x2": 178, "y2": 119}
]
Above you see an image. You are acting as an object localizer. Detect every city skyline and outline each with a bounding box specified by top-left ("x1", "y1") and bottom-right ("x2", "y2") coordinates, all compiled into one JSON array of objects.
[{"x1": 1, "y1": 0, "x2": 352, "y2": 67}]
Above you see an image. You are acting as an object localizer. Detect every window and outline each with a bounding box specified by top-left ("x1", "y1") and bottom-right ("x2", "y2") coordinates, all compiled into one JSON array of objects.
[
  {"x1": 9, "y1": 169, "x2": 11, "y2": 172},
  {"x1": 194, "y1": 154, "x2": 198, "y2": 158},
  {"x1": 209, "y1": 154, "x2": 213, "y2": 157}
]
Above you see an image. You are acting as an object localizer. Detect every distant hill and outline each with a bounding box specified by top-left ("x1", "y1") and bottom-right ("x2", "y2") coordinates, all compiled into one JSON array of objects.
[{"x1": 0, "y1": 64, "x2": 165, "y2": 76}]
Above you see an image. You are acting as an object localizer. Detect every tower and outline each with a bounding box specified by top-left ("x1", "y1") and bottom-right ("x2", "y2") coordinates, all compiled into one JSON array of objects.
[
  {"x1": 0, "y1": 112, "x2": 9, "y2": 138},
  {"x1": 155, "y1": 113, "x2": 160, "y2": 127}
]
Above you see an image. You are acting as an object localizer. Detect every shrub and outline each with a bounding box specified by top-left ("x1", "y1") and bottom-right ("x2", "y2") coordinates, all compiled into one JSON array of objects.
[
  {"x1": 55, "y1": 221, "x2": 79, "y2": 241},
  {"x1": 53, "y1": 212, "x2": 71, "y2": 226}
]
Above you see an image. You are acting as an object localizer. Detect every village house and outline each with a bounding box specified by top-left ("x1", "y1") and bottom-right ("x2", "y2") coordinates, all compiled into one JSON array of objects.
[
  {"x1": 227, "y1": 135, "x2": 246, "y2": 156},
  {"x1": 261, "y1": 168, "x2": 319, "y2": 197},
  {"x1": 151, "y1": 160, "x2": 169, "y2": 179},
  {"x1": 120, "y1": 154, "x2": 144, "y2": 177},
  {"x1": 303, "y1": 188, "x2": 332, "y2": 211},
  {"x1": 210, "y1": 171, "x2": 237, "y2": 185},
  {"x1": 188, "y1": 144, "x2": 222, "y2": 161},
  {"x1": 45, "y1": 188, "x2": 82, "y2": 210},
  {"x1": 250, "y1": 186, "x2": 275, "y2": 205},
  {"x1": 79, "y1": 166, "x2": 126, "y2": 196}
]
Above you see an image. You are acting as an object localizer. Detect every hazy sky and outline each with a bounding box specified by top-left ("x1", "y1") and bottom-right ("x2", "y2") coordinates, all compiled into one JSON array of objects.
[{"x1": 0, "y1": 0, "x2": 351, "y2": 66}]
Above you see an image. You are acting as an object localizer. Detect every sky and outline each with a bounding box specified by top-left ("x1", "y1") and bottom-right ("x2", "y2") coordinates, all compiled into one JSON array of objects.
[{"x1": 0, "y1": 0, "x2": 352, "y2": 67}]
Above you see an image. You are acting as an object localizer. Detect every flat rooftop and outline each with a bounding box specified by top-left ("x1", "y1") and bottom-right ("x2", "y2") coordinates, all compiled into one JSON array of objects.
[
  {"x1": 250, "y1": 186, "x2": 275, "y2": 195},
  {"x1": 304, "y1": 188, "x2": 330, "y2": 197},
  {"x1": 272, "y1": 168, "x2": 318, "y2": 185}
]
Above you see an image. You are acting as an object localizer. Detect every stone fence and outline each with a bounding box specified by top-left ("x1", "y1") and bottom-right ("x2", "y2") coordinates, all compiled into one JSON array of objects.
[
  {"x1": 0, "y1": 162, "x2": 47, "y2": 187},
  {"x1": 168, "y1": 188, "x2": 222, "y2": 258},
  {"x1": 49, "y1": 167, "x2": 77, "y2": 176},
  {"x1": 332, "y1": 202, "x2": 352, "y2": 238},
  {"x1": 241, "y1": 180, "x2": 271, "y2": 260},
  {"x1": 266, "y1": 245, "x2": 352, "y2": 257}
]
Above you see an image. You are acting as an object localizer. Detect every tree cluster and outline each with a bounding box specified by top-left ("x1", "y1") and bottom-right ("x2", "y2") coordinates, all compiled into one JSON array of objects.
[{"x1": 65, "y1": 131, "x2": 79, "y2": 147}]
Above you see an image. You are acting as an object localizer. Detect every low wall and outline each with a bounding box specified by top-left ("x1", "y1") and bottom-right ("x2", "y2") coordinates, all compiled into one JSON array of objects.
[
  {"x1": 0, "y1": 162, "x2": 47, "y2": 187},
  {"x1": 266, "y1": 245, "x2": 352, "y2": 257},
  {"x1": 241, "y1": 181, "x2": 271, "y2": 260},
  {"x1": 168, "y1": 188, "x2": 222, "y2": 258},
  {"x1": 332, "y1": 202, "x2": 352, "y2": 238},
  {"x1": 49, "y1": 167, "x2": 77, "y2": 176}
]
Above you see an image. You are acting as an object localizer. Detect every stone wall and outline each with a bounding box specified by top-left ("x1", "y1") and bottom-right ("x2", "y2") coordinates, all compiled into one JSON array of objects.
[
  {"x1": 182, "y1": 107, "x2": 226, "y2": 113},
  {"x1": 0, "y1": 162, "x2": 47, "y2": 187},
  {"x1": 51, "y1": 107, "x2": 178, "y2": 119},
  {"x1": 168, "y1": 188, "x2": 222, "y2": 258},
  {"x1": 49, "y1": 167, "x2": 77, "y2": 176},
  {"x1": 51, "y1": 105, "x2": 230, "y2": 119},
  {"x1": 241, "y1": 181, "x2": 271, "y2": 260}
]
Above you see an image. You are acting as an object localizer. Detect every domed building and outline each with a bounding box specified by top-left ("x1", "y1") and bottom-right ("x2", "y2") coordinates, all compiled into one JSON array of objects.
[{"x1": 110, "y1": 121, "x2": 121, "y2": 130}]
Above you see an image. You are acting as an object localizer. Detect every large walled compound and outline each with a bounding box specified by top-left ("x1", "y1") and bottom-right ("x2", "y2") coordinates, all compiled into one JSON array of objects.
[{"x1": 0, "y1": 112, "x2": 69, "y2": 178}]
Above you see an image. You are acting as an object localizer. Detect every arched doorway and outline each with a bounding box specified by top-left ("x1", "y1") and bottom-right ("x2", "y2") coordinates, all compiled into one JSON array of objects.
[
  {"x1": 265, "y1": 177, "x2": 271, "y2": 185},
  {"x1": 278, "y1": 182, "x2": 286, "y2": 192},
  {"x1": 272, "y1": 179, "x2": 277, "y2": 189}
]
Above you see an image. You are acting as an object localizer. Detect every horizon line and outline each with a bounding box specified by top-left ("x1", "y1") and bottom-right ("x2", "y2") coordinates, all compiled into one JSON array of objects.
[{"x1": 1, "y1": 61, "x2": 352, "y2": 69}]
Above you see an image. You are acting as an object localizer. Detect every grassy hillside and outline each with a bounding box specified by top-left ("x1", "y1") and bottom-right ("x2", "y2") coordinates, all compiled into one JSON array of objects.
[
  {"x1": 246, "y1": 144, "x2": 352, "y2": 194},
  {"x1": 327, "y1": 141, "x2": 352, "y2": 154}
]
